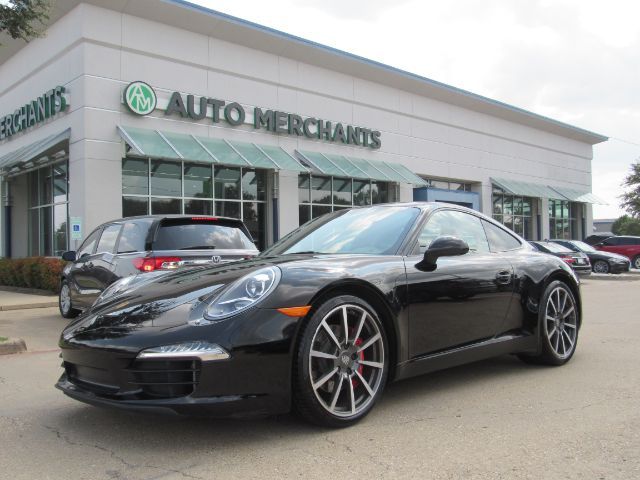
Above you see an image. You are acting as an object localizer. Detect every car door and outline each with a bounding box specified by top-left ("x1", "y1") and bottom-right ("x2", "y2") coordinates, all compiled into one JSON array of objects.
[
  {"x1": 90, "y1": 224, "x2": 124, "y2": 297},
  {"x1": 67, "y1": 227, "x2": 103, "y2": 308},
  {"x1": 405, "y1": 209, "x2": 515, "y2": 358},
  {"x1": 598, "y1": 237, "x2": 623, "y2": 256}
]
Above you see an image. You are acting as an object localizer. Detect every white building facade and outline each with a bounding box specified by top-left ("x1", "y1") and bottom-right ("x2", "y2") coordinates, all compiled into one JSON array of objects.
[{"x1": 0, "y1": 0, "x2": 607, "y2": 257}]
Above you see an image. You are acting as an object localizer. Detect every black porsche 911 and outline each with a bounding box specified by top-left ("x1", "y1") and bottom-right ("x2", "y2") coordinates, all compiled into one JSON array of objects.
[{"x1": 57, "y1": 203, "x2": 582, "y2": 427}]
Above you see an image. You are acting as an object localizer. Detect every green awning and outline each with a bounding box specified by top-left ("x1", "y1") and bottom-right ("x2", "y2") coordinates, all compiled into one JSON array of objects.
[
  {"x1": 297, "y1": 150, "x2": 428, "y2": 186},
  {"x1": 491, "y1": 177, "x2": 565, "y2": 200},
  {"x1": 0, "y1": 128, "x2": 70, "y2": 176},
  {"x1": 549, "y1": 186, "x2": 608, "y2": 205},
  {"x1": 492, "y1": 177, "x2": 607, "y2": 204},
  {"x1": 118, "y1": 126, "x2": 309, "y2": 172}
]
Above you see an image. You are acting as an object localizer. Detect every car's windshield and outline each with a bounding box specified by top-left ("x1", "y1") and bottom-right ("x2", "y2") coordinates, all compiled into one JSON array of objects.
[
  {"x1": 262, "y1": 206, "x2": 421, "y2": 256},
  {"x1": 571, "y1": 240, "x2": 596, "y2": 252}
]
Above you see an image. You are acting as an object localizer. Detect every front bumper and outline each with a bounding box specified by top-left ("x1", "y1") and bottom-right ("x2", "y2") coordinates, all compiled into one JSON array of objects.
[
  {"x1": 55, "y1": 373, "x2": 278, "y2": 417},
  {"x1": 56, "y1": 306, "x2": 300, "y2": 417}
]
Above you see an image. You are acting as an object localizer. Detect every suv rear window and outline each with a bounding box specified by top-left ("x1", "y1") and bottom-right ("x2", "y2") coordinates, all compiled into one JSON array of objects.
[{"x1": 153, "y1": 219, "x2": 256, "y2": 251}]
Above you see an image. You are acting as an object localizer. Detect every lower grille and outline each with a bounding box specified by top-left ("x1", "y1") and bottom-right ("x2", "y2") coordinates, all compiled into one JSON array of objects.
[
  {"x1": 64, "y1": 362, "x2": 119, "y2": 395},
  {"x1": 127, "y1": 359, "x2": 201, "y2": 399}
]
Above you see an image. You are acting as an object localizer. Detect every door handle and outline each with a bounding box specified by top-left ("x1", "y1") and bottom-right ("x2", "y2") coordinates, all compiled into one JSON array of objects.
[{"x1": 495, "y1": 271, "x2": 512, "y2": 285}]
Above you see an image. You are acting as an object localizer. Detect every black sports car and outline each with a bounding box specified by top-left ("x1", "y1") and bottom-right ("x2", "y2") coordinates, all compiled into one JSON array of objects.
[
  {"x1": 550, "y1": 239, "x2": 630, "y2": 274},
  {"x1": 57, "y1": 203, "x2": 582, "y2": 427}
]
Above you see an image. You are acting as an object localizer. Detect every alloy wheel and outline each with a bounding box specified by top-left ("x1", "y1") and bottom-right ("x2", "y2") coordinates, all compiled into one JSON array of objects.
[
  {"x1": 634, "y1": 256, "x2": 640, "y2": 270},
  {"x1": 593, "y1": 260, "x2": 609, "y2": 274},
  {"x1": 308, "y1": 304, "x2": 385, "y2": 418},
  {"x1": 544, "y1": 286, "x2": 577, "y2": 359},
  {"x1": 60, "y1": 284, "x2": 71, "y2": 314}
]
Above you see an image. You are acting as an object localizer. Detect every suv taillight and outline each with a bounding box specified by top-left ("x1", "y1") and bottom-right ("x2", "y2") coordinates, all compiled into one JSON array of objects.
[{"x1": 132, "y1": 256, "x2": 182, "y2": 272}]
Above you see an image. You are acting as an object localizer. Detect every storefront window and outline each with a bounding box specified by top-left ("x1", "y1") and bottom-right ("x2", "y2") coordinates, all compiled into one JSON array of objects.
[
  {"x1": 424, "y1": 178, "x2": 472, "y2": 191},
  {"x1": 122, "y1": 158, "x2": 149, "y2": 195},
  {"x1": 122, "y1": 158, "x2": 267, "y2": 249},
  {"x1": 492, "y1": 186, "x2": 533, "y2": 239},
  {"x1": 184, "y1": 163, "x2": 212, "y2": 198},
  {"x1": 549, "y1": 199, "x2": 576, "y2": 239},
  {"x1": 298, "y1": 174, "x2": 396, "y2": 224},
  {"x1": 28, "y1": 161, "x2": 69, "y2": 256},
  {"x1": 151, "y1": 160, "x2": 181, "y2": 197}
]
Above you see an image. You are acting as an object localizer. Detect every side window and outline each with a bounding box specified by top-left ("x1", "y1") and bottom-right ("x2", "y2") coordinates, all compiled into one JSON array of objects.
[
  {"x1": 77, "y1": 229, "x2": 101, "y2": 258},
  {"x1": 602, "y1": 237, "x2": 618, "y2": 246},
  {"x1": 621, "y1": 237, "x2": 640, "y2": 246},
  {"x1": 415, "y1": 210, "x2": 489, "y2": 254},
  {"x1": 117, "y1": 221, "x2": 151, "y2": 253},
  {"x1": 96, "y1": 225, "x2": 122, "y2": 254},
  {"x1": 482, "y1": 220, "x2": 521, "y2": 252}
]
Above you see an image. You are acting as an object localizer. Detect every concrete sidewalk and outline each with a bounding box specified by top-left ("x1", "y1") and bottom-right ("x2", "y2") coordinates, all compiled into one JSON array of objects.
[{"x1": 0, "y1": 289, "x2": 58, "y2": 311}]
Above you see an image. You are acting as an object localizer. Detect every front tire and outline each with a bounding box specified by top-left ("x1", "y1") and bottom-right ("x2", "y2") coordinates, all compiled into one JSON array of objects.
[
  {"x1": 518, "y1": 280, "x2": 579, "y2": 366},
  {"x1": 293, "y1": 295, "x2": 389, "y2": 428},
  {"x1": 592, "y1": 260, "x2": 610, "y2": 274},
  {"x1": 633, "y1": 255, "x2": 640, "y2": 270},
  {"x1": 59, "y1": 280, "x2": 80, "y2": 319}
]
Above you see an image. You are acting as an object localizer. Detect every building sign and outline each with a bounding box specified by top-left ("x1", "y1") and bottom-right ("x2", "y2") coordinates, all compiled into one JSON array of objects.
[
  {"x1": 0, "y1": 86, "x2": 68, "y2": 140},
  {"x1": 124, "y1": 81, "x2": 157, "y2": 116},
  {"x1": 123, "y1": 81, "x2": 382, "y2": 149}
]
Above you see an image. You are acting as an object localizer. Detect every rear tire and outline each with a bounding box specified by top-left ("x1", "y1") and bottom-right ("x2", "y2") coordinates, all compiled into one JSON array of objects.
[
  {"x1": 293, "y1": 295, "x2": 388, "y2": 428},
  {"x1": 59, "y1": 280, "x2": 80, "y2": 319},
  {"x1": 518, "y1": 280, "x2": 578, "y2": 366}
]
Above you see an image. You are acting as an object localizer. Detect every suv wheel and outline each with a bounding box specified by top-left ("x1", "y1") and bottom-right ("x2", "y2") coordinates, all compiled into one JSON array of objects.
[
  {"x1": 59, "y1": 280, "x2": 81, "y2": 319},
  {"x1": 633, "y1": 255, "x2": 640, "y2": 270}
]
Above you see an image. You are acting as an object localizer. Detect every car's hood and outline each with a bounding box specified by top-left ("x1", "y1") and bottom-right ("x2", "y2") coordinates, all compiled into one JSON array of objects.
[
  {"x1": 592, "y1": 250, "x2": 628, "y2": 261},
  {"x1": 61, "y1": 254, "x2": 382, "y2": 340}
]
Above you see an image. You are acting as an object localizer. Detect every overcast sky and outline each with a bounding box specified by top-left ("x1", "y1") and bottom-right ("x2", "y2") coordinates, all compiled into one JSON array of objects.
[{"x1": 194, "y1": 0, "x2": 640, "y2": 219}]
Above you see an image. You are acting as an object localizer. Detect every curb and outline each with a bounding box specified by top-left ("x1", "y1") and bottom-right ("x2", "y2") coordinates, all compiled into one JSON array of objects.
[
  {"x1": 0, "y1": 338, "x2": 27, "y2": 355},
  {"x1": 0, "y1": 302, "x2": 58, "y2": 311},
  {"x1": 0, "y1": 286, "x2": 57, "y2": 296},
  {"x1": 582, "y1": 274, "x2": 640, "y2": 282}
]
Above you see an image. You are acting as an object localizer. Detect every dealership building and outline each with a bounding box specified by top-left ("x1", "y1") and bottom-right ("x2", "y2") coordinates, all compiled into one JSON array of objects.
[{"x1": 0, "y1": 0, "x2": 607, "y2": 257}]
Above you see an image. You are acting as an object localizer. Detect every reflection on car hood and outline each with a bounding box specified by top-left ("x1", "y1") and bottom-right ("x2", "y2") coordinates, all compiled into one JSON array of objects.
[{"x1": 594, "y1": 250, "x2": 629, "y2": 261}]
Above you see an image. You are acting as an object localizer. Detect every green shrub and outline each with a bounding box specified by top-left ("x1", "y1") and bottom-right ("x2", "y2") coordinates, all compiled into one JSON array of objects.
[{"x1": 0, "y1": 257, "x2": 66, "y2": 293}]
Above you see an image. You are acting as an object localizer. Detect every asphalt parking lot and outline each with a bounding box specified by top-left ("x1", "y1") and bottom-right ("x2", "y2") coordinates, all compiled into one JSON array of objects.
[{"x1": 1, "y1": 277, "x2": 639, "y2": 480}]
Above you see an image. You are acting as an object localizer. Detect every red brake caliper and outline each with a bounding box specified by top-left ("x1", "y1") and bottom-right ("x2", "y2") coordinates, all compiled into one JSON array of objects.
[{"x1": 352, "y1": 338, "x2": 365, "y2": 387}]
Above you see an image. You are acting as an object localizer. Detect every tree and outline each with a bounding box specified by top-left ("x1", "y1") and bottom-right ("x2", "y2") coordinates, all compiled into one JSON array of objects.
[
  {"x1": 620, "y1": 160, "x2": 640, "y2": 218},
  {"x1": 0, "y1": 0, "x2": 50, "y2": 44},
  {"x1": 612, "y1": 215, "x2": 640, "y2": 236}
]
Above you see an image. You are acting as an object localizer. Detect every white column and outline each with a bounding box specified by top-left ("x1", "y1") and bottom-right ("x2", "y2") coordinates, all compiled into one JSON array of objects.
[
  {"x1": 277, "y1": 169, "x2": 300, "y2": 239},
  {"x1": 479, "y1": 182, "x2": 493, "y2": 215},
  {"x1": 68, "y1": 139, "x2": 123, "y2": 240},
  {"x1": 585, "y1": 203, "x2": 594, "y2": 237},
  {"x1": 399, "y1": 183, "x2": 413, "y2": 203},
  {"x1": 540, "y1": 198, "x2": 550, "y2": 240}
]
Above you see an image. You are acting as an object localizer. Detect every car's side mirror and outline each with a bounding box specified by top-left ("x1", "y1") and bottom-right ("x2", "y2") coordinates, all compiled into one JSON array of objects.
[
  {"x1": 61, "y1": 251, "x2": 77, "y2": 262},
  {"x1": 416, "y1": 236, "x2": 469, "y2": 271},
  {"x1": 595, "y1": 242, "x2": 604, "y2": 247}
]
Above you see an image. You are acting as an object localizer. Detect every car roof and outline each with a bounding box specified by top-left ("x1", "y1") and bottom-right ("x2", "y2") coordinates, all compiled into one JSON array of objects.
[{"x1": 103, "y1": 215, "x2": 246, "y2": 225}]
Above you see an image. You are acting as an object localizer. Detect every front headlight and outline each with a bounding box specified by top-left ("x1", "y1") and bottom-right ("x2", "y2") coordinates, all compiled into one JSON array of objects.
[{"x1": 204, "y1": 266, "x2": 280, "y2": 321}]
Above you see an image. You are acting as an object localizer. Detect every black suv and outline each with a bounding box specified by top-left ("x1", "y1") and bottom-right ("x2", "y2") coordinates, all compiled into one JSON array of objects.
[{"x1": 59, "y1": 215, "x2": 258, "y2": 318}]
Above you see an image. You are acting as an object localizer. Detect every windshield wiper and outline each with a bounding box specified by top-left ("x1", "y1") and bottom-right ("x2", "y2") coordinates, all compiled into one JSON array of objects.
[
  {"x1": 179, "y1": 245, "x2": 217, "y2": 250},
  {"x1": 285, "y1": 250, "x2": 320, "y2": 255}
]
